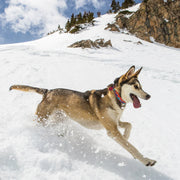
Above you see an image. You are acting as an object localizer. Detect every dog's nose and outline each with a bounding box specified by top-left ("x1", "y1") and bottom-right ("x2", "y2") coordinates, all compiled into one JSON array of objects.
[{"x1": 146, "y1": 94, "x2": 151, "y2": 100}]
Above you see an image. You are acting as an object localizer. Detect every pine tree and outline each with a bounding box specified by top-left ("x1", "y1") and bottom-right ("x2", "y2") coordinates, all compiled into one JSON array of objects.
[
  {"x1": 87, "y1": 12, "x2": 94, "y2": 23},
  {"x1": 65, "y1": 19, "x2": 71, "y2": 31},
  {"x1": 83, "y1": 11, "x2": 88, "y2": 23},
  {"x1": 117, "y1": 2, "x2": 121, "y2": 11},
  {"x1": 97, "y1": 12, "x2": 101, "y2": 17},
  {"x1": 111, "y1": 0, "x2": 117, "y2": 13},
  {"x1": 111, "y1": 0, "x2": 121, "y2": 13},
  {"x1": 65, "y1": 11, "x2": 95, "y2": 32},
  {"x1": 122, "y1": 0, "x2": 135, "y2": 9},
  {"x1": 70, "y1": 13, "x2": 76, "y2": 26},
  {"x1": 58, "y1": 25, "x2": 61, "y2": 30},
  {"x1": 77, "y1": 12, "x2": 83, "y2": 24}
]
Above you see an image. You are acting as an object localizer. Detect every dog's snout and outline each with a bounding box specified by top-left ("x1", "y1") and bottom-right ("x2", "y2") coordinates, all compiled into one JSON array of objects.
[{"x1": 146, "y1": 94, "x2": 151, "y2": 100}]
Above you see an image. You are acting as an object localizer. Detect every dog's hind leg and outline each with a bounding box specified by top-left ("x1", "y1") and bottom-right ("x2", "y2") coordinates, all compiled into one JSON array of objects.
[
  {"x1": 35, "y1": 100, "x2": 52, "y2": 124},
  {"x1": 35, "y1": 108, "x2": 49, "y2": 124},
  {"x1": 118, "y1": 121, "x2": 132, "y2": 140}
]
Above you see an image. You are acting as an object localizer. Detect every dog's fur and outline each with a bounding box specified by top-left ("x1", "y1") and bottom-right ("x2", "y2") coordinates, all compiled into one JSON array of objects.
[{"x1": 10, "y1": 66, "x2": 156, "y2": 166}]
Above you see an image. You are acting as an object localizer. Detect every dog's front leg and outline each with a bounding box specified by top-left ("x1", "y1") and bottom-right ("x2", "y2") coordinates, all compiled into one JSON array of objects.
[
  {"x1": 102, "y1": 120, "x2": 156, "y2": 166},
  {"x1": 118, "y1": 121, "x2": 132, "y2": 140}
]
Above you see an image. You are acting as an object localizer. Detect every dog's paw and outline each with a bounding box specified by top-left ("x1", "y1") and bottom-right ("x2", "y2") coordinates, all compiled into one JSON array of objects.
[{"x1": 143, "y1": 158, "x2": 157, "y2": 166}]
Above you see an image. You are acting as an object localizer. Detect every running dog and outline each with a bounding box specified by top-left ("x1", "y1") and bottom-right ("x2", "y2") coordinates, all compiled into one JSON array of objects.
[{"x1": 10, "y1": 66, "x2": 156, "y2": 166}]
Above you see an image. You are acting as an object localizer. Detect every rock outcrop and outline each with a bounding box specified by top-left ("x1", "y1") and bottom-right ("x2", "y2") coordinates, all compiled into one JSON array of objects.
[
  {"x1": 105, "y1": 23, "x2": 120, "y2": 32},
  {"x1": 112, "y1": 0, "x2": 180, "y2": 48},
  {"x1": 68, "y1": 39, "x2": 112, "y2": 49}
]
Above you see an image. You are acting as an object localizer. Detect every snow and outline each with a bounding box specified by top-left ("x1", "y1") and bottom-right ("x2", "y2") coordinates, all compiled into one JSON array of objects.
[
  {"x1": 0, "y1": 9, "x2": 180, "y2": 180},
  {"x1": 120, "y1": 3, "x2": 141, "y2": 12}
]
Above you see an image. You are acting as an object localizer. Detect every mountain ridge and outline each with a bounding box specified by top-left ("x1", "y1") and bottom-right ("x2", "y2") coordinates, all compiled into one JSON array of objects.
[{"x1": 115, "y1": 0, "x2": 180, "y2": 48}]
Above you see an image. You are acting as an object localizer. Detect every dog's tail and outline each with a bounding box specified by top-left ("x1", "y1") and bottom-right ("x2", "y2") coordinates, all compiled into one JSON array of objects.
[{"x1": 9, "y1": 85, "x2": 48, "y2": 95}]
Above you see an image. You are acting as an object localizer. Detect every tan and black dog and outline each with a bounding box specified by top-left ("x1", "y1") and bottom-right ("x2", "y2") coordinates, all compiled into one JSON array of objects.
[{"x1": 10, "y1": 66, "x2": 156, "y2": 166}]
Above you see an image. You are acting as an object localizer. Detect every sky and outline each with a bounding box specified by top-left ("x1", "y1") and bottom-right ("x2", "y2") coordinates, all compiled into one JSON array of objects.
[{"x1": 0, "y1": 0, "x2": 141, "y2": 44}]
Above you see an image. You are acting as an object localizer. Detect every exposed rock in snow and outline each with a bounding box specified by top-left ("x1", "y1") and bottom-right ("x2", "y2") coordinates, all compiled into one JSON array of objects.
[{"x1": 68, "y1": 39, "x2": 112, "y2": 49}]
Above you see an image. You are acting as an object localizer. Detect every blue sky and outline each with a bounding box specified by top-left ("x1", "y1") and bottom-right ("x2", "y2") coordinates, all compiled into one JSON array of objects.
[{"x1": 0, "y1": 0, "x2": 141, "y2": 44}]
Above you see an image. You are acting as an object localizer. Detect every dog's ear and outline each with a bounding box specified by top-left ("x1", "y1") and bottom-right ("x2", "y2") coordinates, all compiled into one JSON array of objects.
[
  {"x1": 133, "y1": 67, "x2": 142, "y2": 78},
  {"x1": 115, "y1": 66, "x2": 135, "y2": 85},
  {"x1": 114, "y1": 66, "x2": 136, "y2": 86},
  {"x1": 124, "y1": 66, "x2": 135, "y2": 79}
]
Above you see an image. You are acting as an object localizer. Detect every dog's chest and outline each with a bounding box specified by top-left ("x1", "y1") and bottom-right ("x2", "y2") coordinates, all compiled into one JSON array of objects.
[
  {"x1": 107, "y1": 108, "x2": 122, "y2": 122},
  {"x1": 107, "y1": 100, "x2": 124, "y2": 123}
]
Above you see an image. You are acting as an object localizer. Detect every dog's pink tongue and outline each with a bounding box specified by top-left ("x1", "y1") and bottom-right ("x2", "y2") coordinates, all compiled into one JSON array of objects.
[{"x1": 132, "y1": 95, "x2": 141, "y2": 108}]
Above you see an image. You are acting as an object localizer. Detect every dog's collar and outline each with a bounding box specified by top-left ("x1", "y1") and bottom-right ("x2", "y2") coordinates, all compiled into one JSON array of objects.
[{"x1": 109, "y1": 86, "x2": 126, "y2": 106}]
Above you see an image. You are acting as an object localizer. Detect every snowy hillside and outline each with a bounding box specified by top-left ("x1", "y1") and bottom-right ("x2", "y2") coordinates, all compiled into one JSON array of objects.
[{"x1": 0, "y1": 5, "x2": 180, "y2": 180}]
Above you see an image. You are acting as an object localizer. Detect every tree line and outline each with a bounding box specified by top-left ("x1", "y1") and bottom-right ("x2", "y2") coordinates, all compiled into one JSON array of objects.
[
  {"x1": 48, "y1": 0, "x2": 138, "y2": 35},
  {"x1": 65, "y1": 0, "x2": 136, "y2": 32},
  {"x1": 65, "y1": 12, "x2": 94, "y2": 32},
  {"x1": 110, "y1": 0, "x2": 135, "y2": 13}
]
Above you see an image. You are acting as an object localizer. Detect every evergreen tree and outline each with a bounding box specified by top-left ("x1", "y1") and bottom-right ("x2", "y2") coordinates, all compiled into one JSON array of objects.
[
  {"x1": 83, "y1": 11, "x2": 88, "y2": 23},
  {"x1": 58, "y1": 25, "x2": 61, "y2": 30},
  {"x1": 65, "y1": 19, "x2": 71, "y2": 31},
  {"x1": 97, "y1": 12, "x2": 101, "y2": 17},
  {"x1": 58, "y1": 25, "x2": 63, "y2": 33},
  {"x1": 117, "y1": 2, "x2": 121, "y2": 11},
  {"x1": 77, "y1": 12, "x2": 83, "y2": 24},
  {"x1": 122, "y1": 0, "x2": 135, "y2": 9},
  {"x1": 70, "y1": 13, "x2": 76, "y2": 26},
  {"x1": 108, "y1": 9, "x2": 112, "y2": 14},
  {"x1": 111, "y1": 0, "x2": 121, "y2": 13},
  {"x1": 111, "y1": 0, "x2": 117, "y2": 13},
  {"x1": 87, "y1": 12, "x2": 94, "y2": 23},
  {"x1": 65, "y1": 11, "x2": 94, "y2": 32}
]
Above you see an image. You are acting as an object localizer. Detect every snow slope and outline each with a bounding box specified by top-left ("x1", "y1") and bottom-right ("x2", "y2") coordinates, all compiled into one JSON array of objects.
[{"x1": 0, "y1": 5, "x2": 180, "y2": 180}]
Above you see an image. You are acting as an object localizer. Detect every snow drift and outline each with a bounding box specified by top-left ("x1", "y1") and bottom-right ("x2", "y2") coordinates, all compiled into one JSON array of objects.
[{"x1": 0, "y1": 4, "x2": 180, "y2": 180}]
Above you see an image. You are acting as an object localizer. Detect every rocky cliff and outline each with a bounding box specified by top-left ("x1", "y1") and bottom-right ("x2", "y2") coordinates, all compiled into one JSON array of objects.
[{"x1": 115, "y1": 0, "x2": 180, "y2": 48}]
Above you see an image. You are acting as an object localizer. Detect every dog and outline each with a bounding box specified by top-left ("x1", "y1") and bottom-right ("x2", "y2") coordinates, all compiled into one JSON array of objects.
[{"x1": 10, "y1": 66, "x2": 156, "y2": 166}]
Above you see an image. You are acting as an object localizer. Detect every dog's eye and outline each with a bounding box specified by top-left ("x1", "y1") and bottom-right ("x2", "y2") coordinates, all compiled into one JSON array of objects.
[{"x1": 134, "y1": 85, "x2": 138, "y2": 89}]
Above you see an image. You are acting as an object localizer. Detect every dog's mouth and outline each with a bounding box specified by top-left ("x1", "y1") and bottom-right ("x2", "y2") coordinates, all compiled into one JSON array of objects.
[{"x1": 130, "y1": 93, "x2": 141, "y2": 108}]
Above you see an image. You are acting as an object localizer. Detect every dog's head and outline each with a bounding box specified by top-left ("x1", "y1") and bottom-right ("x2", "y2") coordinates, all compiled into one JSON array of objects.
[{"x1": 114, "y1": 66, "x2": 151, "y2": 108}]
